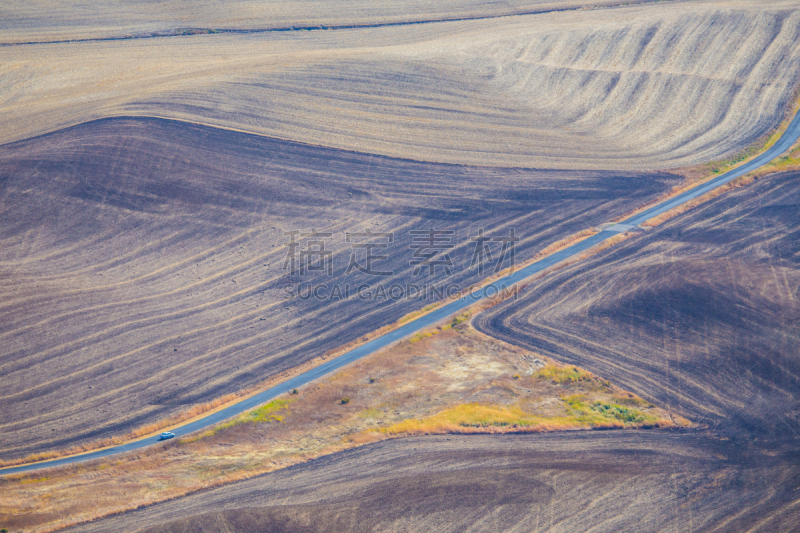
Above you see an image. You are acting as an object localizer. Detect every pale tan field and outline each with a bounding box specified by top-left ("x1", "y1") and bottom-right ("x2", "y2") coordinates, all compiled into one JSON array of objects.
[
  {"x1": 2, "y1": 1, "x2": 800, "y2": 169},
  {"x1": 0, "y1": 0, "x2": 662, "y2": 42}
]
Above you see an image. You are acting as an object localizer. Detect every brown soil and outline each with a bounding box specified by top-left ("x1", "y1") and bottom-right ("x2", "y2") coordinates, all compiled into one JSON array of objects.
[
  {"x1": 0, "y1": 117, "x2": 677, "y2": 460},
  {"x1": 53, "y1": 168, "x2": 800, "y2": 533},
  {"x1": 0, "y1": 323, "x2": 680, "y2": 533},
  {"x1": 469, "y1": 170, "x2": 800, "y2": 530},
  {"x1": 65, "y1": 431, "x2": 799, "y2": 533}
]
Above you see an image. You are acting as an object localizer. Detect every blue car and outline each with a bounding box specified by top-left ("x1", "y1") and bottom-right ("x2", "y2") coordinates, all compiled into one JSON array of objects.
[{"x1": 158, "y1": 432, "x2": 175, "y2": 440}]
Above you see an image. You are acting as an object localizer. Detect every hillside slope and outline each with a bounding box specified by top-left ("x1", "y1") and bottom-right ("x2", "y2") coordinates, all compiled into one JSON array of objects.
[
  {"x1": 0, "y1": 117, "x2": 676, "y2": 459},
  {"x1": 474, "y1": 172, "x2": 800, "y2": 439},
  {"x1": 64, "y1": 167, "x2": 800, "y2": 533},
  {"x1": 66, "y1": 432, "x2": 799, "y2": 533},
  {"x1": 2, "y1": 1, "x2": 800, "y2": 169}
]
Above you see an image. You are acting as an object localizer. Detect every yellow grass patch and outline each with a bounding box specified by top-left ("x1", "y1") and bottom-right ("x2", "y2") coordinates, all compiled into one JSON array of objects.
[{"x1": 0, "y1": 324, "x2": 689, "y2": 533}]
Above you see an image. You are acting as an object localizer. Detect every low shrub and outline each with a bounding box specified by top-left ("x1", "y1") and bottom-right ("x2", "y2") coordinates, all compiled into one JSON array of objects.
[{"x1": 535, "y1": 365, "x2": 593, "y2": 384}]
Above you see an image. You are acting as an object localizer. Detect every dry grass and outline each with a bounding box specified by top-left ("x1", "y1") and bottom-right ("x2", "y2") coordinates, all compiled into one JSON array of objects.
[
  {"x1": 639, "y1": 101, "x2": 800, "y2": 228},
  {"x1": 0, "y1": 322, "x2": 687, "y2": 533},
  {"x1": 744, "y1": 139, "x2": 800, "y2": 180},
  {"x1": 375, "y1": 396, "x2": 665, "y2": 437}
]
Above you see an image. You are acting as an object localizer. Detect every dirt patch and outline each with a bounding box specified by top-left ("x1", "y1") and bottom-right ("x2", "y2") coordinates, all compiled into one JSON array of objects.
[{"x1": 0, "y1": 318, "x2": 685, "y2": 533}]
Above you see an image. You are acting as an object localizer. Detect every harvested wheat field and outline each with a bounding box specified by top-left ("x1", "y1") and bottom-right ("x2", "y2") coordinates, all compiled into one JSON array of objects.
[
  {"x1": 3, "y1": 0, "x2": 800, "y2": 531},
  {"x1": 471, "y1": 170, "x2": 800, "y2": 530},
  {"x1": 0, "y1": 0, "x2": 672, "y2": 42},
  {"x1": 0, "y1": 117, "x2": 677, "y2": 461},
  {"x1": 2, "y1": 1, "x2": 800, "y2": 169}
]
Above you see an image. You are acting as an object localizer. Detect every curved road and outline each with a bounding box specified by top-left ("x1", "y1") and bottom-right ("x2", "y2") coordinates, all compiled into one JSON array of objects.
[{"x1": 3, "y1": 109, "x2": 800, "y2": 475}]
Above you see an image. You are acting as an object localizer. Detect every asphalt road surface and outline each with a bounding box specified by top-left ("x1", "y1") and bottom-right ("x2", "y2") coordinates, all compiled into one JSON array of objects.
[{"x1": 3, "y1": 108, "x2": 800, "y2": 475}]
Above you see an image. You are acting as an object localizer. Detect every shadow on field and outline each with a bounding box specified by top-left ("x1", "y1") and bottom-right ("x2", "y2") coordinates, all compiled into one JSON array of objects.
[
  {"x1": 63, "y1": 162, "x2": 800, "y2": 533},
  {"x1": 0, "y1": 117, "x2": 677, "y2": 459}
]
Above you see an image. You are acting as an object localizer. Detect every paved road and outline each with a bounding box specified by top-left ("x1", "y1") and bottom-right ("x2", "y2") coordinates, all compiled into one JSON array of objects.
[{"x1": 3, "y1": 109, "x2": 800, "y2": 475}]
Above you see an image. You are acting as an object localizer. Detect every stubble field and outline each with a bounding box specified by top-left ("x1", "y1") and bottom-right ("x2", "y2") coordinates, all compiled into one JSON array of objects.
[
  {"x1": 58, "y1": 160, "x2": 800, "y2": 533},
  {"x1": 2, "y1": 1, "x2": 800, "y2": 169},
  {"x1": 0, "y1": 116, "x2": 676, "y2": 460},
  {"x1": 3, "y1": 0, "x2": 800, "y2": 531}
]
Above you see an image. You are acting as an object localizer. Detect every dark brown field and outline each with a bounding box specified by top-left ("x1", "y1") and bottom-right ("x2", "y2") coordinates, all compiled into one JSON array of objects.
[
  {"x1": 65, "y1": 431, "x2": 798, "y2": 533},
  {"x1": 60, "y1": 169, "x2": 800, "y2": 533},
  {"x1": 474, "y1": 171, "x2": 800, "y2": 443},
  {"x1": 469, "y1": 171, "x2": 800, "y2": 529},
  {"x1": 0, "y1": 117, "x2": 677, "y2": 460}
]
